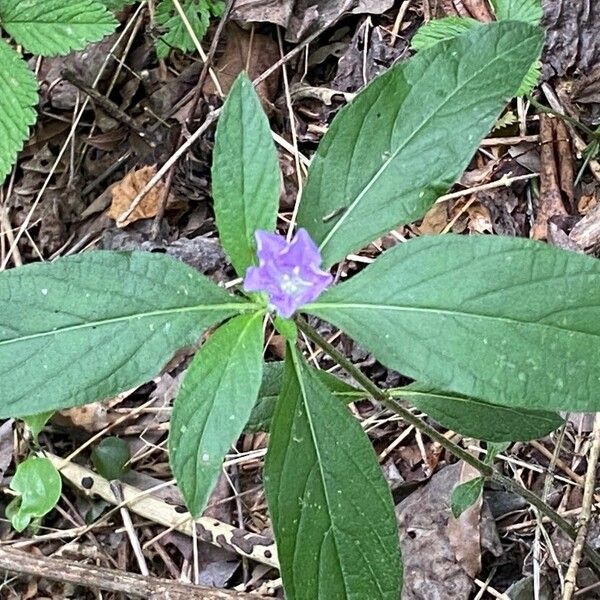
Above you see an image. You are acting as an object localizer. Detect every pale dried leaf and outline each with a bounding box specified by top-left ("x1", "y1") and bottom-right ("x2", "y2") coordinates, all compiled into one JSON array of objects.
[{"x1": 106, "y1": 165, "x2": 180, "y2": 227}]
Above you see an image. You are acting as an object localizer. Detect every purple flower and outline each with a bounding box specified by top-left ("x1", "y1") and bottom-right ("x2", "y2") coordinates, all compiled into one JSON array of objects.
[{"x1": 244, "y1": 229, "x2": 333, "y2": 318}]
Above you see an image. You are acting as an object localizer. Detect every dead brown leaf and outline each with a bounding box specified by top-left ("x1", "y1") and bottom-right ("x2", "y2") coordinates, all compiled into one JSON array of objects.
[
  {"x1": 532, "y1": 114, "x2": 572, "y2": 240},
  {"x1": 232, "y1": 0, "x2": 393, "y2": 41},
  {"x1": 396, "y1": 462, "x2": 502, "y2": 600},
  {"x1": 106, "y1": 165, "x2": 180, "y2": 228},
  {"x1": 542, "y1": 0, "x2": 600, "y2": 78},
  {"x1": 203, "y1": 23, "x2": 279, "y2": 108},
  {"x1": 570, "y1": 197, "x2": 600, "y2": 249},
  {"x1": 415, "y1": 202, "x2": 449, "y2": 235},
  {"x1": 446, "y1": 463, "x2": 483, "y2": 578}
]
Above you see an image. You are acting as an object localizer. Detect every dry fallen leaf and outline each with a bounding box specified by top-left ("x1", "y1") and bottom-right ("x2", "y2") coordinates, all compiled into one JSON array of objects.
[
  {"x1": 203, "y1": 23, "x2": 279, "y2": 108},
  {"x1": 532, "y1": 114, "x2": 571, "y2": 240},
  {"x1": 106, "y1": 165, "x2": 180, "y2": 228},
  {"x1": 415, "y1": 202, "x2": 450, "y2": 235},
  {"x1": 396, "y1": 462, "x2": 502, "y2": 600}
]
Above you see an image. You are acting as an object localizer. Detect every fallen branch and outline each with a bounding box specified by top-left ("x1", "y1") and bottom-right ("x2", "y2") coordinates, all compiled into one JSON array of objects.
[{"x1": 0, "y1": 545, "x2": 263, "y2": 599}]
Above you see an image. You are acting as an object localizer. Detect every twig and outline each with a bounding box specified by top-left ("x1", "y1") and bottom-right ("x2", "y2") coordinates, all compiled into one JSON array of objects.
[
  {"x1": 46, "y1": 453, "x2": 279, "y2": 569},
  {"x1": 62, "y1": 72, "x2": 156, "y2": 147},
  {"x1": 0, "y1": 545, "x2": 264, "y2": 599},
  {"x1": 435, "y1": 172, "x2": 538, "y2": 204},
  {"x1": 563, "y1": 413, "x2": 600, "y2": 600},
  {"x1": 295, "y1": 317, "x2": 600, "y2": 575},
  {"x1": 110, "y1": 481, "x2": 150, "y2": 576},
  {"x1": 150, "y1": 0, "x2": 236, "y2": 239}
]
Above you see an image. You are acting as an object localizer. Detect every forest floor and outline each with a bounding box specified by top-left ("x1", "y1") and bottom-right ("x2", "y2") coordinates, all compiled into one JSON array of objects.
[{"x1": 1, "y1": 0, "x2": 600, "y2": 598}]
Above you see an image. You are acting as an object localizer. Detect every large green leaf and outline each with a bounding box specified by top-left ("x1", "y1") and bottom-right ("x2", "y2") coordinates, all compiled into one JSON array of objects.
[
  {"x1": 411, "y1": 16, "x2": 479, "y2": 50},
  {"x1": 265, "y1": 346, "x2": 401, "y2": 600},
  {"x1": 0, "y1": 251, "x2": 248, "y2": 418},
  {"x1": 0, "y1": 40, "x2": 37, "y2": 186},
  {"x1": 398, "y1": 384, "x2": 563, "y2": 442},
  {"x1": 306, "y1": 234, "x2": 600, "y2": 412},
  {"x1": 212, "y1": 73, "x2": 280, "y2": 277},
  {"x1": 170, "y1": 312, "x2": 264, "y2": 516},
  {"x1": 297, "y1": 22, "x2": 543, "y2": 267},
  {"x1": 246, "y1": 361, "x2": 360, "y2": 432},
  {"x1": 490, "y1": 0, "x2": 542, "y2": 24},
  {"x1": 411, "y1": 16, "x2": 540, "y2": 97},
  {"x1": 0, "y1": 0, "x2": 116, "y2": 56}
]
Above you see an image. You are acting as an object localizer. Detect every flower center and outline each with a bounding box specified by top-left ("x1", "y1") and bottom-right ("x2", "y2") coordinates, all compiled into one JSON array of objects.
[{"x1": 280, "y1": 267, "x2": 311, "y2": 297}]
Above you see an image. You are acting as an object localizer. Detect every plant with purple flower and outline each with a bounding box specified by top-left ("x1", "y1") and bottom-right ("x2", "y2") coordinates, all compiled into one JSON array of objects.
[
  {"x1": 243, "y1": 229, "x2": 333, "y2": 318},
  {"x1": 5, "y1": 23, "x2": 596, "y2": 600}
]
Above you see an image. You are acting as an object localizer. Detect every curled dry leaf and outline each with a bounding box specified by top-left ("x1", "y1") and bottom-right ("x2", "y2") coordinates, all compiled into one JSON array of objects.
[
  {"x1": 532, "y1": 114, "x2": 572, "y2": 241},
  {"x1": 106, "y1": 165, "x2": 181, "y2": 228}
]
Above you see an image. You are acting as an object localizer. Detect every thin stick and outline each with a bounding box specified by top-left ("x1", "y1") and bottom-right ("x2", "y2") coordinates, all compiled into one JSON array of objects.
[
  {"x1": 0, "y1": 545, "x2": 264, "y2": 599},
  {"x1": 295, "y1": 317, "x2": 600, "y2": 574},
  {"x1": 563, "y1": 414, "x2": 600, "y2": 599}
]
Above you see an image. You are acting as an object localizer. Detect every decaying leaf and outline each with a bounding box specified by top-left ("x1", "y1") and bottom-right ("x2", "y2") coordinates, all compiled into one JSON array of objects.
[
  {"x1": 532, "y1": 114, "x2": 572, "y2": 240},
  {"x1": 203, "y1": 23, "x2": 279, "y2": 108},
  {"x1": 106, "y1": 165, "x2": 180, "y2": 228},
  {"x1": 542, "y1": 0, "x2": 600, "y2": 77},
  {"x1": 396, "y1": 462, "x2": 502, "y2": 600},
  {"x1": 232, "y1": 0, "x2": 394, "y2": 42}
]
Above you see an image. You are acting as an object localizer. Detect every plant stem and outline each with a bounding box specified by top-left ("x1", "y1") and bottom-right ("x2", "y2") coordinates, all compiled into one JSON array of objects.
[
  {"x1": 529, "y1": 96, "x2": 599, "y2": 139},
  {"x1": 296, "y1": 317, "x2": 600, "y2": 573}
]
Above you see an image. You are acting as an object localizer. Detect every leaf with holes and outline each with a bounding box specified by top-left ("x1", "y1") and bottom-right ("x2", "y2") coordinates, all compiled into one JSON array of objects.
[
  {"x1": 0, "y1": 40, "x2": 37, "y2": 185},
  {"x1": 306, "y1": 234, "x2": 600, "y2": 412},
  {"x1": 212, "y1": 73, "x2": 280, "y2": 277},
  {"x1": 265, "y1": 346, "x2": 402, "y2": 599},
  {"x1": 170, "y1": 312, "x2": 264, "y2": 516},
  {"x1": 0, "y1": 251, "x2": 248, "y2": 418},
  {"x1": 298, "y1": 22, "x2": 543, "y2": 266},
  {"x1": 0, "y1": 0, "x2": 117, "y2": 56}
]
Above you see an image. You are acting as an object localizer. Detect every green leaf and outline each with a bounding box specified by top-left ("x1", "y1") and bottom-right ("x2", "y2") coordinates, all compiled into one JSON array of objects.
[
  {"x1": 450, "y1": 476, "x2": 484, "y2": 518},
  {"x1": 246, "y1": 361, "x2": 360, "y2": 433},
  {"x1": 0, "y1": 0, "x2": 117, "y2": 56},
  {"x1": 92, "y1": 437, "x2": 130, "y2": 480},
  {"x1": 22, "y1": 411, "x2": 54, "y2": 441},
  {"x1": 98, "y1": 0, "x2": 135, "y2": 10},
  {"x1": 0, "y1": 40, "x2": 38, "y2": 186},
  {"x1": 7, "y1": 456, "x2": 61, "y2": 531},
  {"x1": 490, "y1": 0, "x2": 543, "y2": 24},
  {"x1": 297, "y1": 22, "x2": 543, "y2": 267},
  {"x1": 170, "y1": 312, "x2": 264, "y2": 516},
  {"x1": 412, "y1": 17, "x2": 540, "y2": 96},
  {"x1": 212, "y1": 73, "x2": 280, "y2": 276},
  {"x1": 0, "y1": 251, "x2": 248, "y2": 418},
  {"x1": 411, "y1": 16, "x2": 479, "y2": 50},
  {"x1": 399, "y1": 384, "x2": 563, "y2": 442},
  {"x1": 264, "y1": 346, "x2": 402, "y2": 599},
  {"x1": 306, "y1": 234, "x2": 600, "y2": 412},
  {"x1": 155, "y1": 0, "x2": 224, "y2": 59}
]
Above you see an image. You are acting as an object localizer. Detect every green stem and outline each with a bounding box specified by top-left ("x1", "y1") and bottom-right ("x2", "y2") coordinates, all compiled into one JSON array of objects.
[
  {"x1": 529, "y1": 96, "x2": 599, "y2": 140},
  {"x1": 296, "y1": 317, "x2": 600, "y2": 573}
]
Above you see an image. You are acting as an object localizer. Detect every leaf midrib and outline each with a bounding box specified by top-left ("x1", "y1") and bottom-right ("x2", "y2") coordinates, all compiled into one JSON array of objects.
[
  {"x1": 290, "y1": 349, "x2": 351, "y2": 600},
  {"x1": 318, "y1": 30, "x2": 537, "y2": 256},
  {"x1": 307, "y1": 302, "x2": 600, "y2": 340},
  {"x1": 0, "y1": 302, "x2": 254, "y2": 348}
]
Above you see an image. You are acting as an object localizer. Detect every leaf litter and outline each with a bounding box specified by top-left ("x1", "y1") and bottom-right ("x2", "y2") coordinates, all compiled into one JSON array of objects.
[{"x1": 1, "y1": 0, "x2": 600, "y2": 598}]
